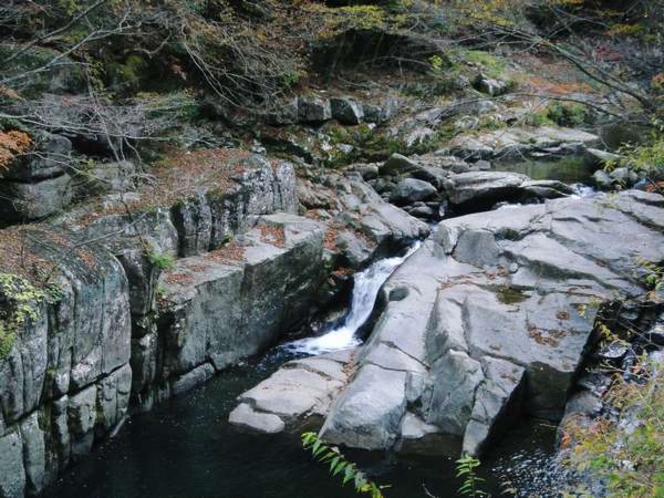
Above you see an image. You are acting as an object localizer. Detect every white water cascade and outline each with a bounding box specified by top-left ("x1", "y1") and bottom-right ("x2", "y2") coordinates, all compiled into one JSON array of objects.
[{"x1": 282, "y1": 242, "x2": 421, "y2": 356}]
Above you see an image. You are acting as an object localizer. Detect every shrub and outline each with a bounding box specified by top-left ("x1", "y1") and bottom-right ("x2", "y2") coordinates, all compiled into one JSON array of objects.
[
  {"x1": 564, "y1": 357, "x2": 664, "y2": 497},
  {"x1": 0, "y1": 272, "x2": 60, "y2": 360},
  {"x1": 0, "y1": 130, "x2": 32, "y2": 171},
  {"x1": 545, "y1": 102, "x2": 591, "y2": 127},
  {"x1": 617, "y1": 126, "x2": 664, "y2": 181},
  {"x1": 146, "y1": 250, "x2": 175, "y2": 270}
]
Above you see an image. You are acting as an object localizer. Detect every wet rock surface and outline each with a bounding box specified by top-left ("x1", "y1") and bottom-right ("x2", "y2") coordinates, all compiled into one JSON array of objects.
[
  {"x1": 232, "y1": 190, "x2": 664, "y2": 457},
  {"x1": 230, "y1": 349, "x2": 354, "y2": 433},
  {"x1": 0, "y1": 144, "x2": 434, "y2": 496}
]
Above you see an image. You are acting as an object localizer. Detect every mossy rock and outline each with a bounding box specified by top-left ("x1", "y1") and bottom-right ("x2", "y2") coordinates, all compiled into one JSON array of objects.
[{"x1": 0, "y1": 44, "x2": 85, "y2": 96}]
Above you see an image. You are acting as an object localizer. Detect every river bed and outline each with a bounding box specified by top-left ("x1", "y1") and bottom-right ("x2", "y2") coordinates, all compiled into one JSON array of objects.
[
  {"x1": 43, "y1": 236, "x2": 573, "y2": 498},
  {"x1": 43, "y1": 348, "x2": 563, "y2": 498}
]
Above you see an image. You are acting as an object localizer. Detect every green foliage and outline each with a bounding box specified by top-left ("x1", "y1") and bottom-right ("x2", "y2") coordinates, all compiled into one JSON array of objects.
[
  {"x1": 428, "y1": 54, "x2": 445, "y2": 75},
  {"x1": 0, "y1": 273, "x2": 47, "y2": 324},
  {"x1": 108, "y1": 55, "x2": 148, "y2": 92},
  {"x1": 456, "y1": 454, "x2": 488, "y2": 497},
  {"x1": 138, "y1": 90, "x2": 202, "y2": 124},
  {"x1": 462, "y1": 50, "x2": 507, "y2": 79},
  {"x1": 615, "y1": 121, "x2": 664, "y2": 180},
  {"x1": 57, "y1": 0, "x2": 81, "y2": 17},
  {"x1": 545, "y1": 102, "x2": 591, "y2": 127},
  {"x1": 156, "y1": 285, "x2": 168, "y2": 299},
  {"x1": 401, "y1": 78, "x2": 465, "y2": 99},
  {"x1": 324, "y1": 120, "x2": 458, "y2": 167},
  {"x1": 0, "y1": 322, "x2": 15, "y2": 359},
  {"x1": 635, "y1": 258, "x2": 664, "y2": 294},
  {"x1": 565, "y1": 357, "x2": 664, "y2": 497},
  {"x1": 312, "y1": 4, "x2": 388, "y2": 33},
  {"x1": 0, "y1": 272, "x2": 61, "y2": 360},
  {"x1": 324, "y1": 123, "x2": 398, "y2": 165},
  {"x1": 0, "y1": 44, "x2": 85, "y2": 96},
  {"x1": 525, "y1": 102, "x2": 593, "y2": 128},
  {"x1": 281, "y1": 71, "x2": 304, "y2": 88},
  {"x1": 146, "y1": 250, "x2": 175, "y2": 270},
  {"x1": 476, "y1": 115, "x2": 506, "y2": 132},
  {"x1": 301, "y1": 432, "x2": 389, "y2": 498}
]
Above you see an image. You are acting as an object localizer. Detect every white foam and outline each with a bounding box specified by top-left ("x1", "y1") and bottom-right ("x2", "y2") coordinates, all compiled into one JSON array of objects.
[{"x1": 282, "y1": 243, "x2": 421, "y2": 355}]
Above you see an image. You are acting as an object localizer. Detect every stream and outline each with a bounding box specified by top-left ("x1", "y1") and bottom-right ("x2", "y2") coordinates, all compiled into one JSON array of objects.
[
  {"x1": 42, "y1": 354, "x2": 562, "y2": 498},
  {"x1": 282, "y1": 242, "x2": 421, "y2": 356},
  {"x1": 43, "y1": 245, "x2": 572, "y2": 498}
]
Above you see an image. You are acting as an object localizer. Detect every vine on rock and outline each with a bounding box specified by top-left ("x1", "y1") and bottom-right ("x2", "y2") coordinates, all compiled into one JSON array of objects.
[{"x1": 0, "y1": 272, "x2": 61, "y2": 359}]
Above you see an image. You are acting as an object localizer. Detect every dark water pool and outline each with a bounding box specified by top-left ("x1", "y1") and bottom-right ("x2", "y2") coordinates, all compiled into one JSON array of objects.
[
  {"x1": 44, "y1": 352, "x2": 564, "y2": 498},
  {"x1": 493, "y1": 157, "x2": 596, "y2": 184}
]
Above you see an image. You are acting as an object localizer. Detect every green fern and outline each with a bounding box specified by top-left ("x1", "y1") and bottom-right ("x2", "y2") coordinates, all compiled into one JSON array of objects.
[
  {"x1": 146, "y1": 250, "x2": 175, "y2": 270},
  {"x1": 456, "y1": 454, "x2": 488, "y2": 497},
  {"x1": 301, "y1": 432, "x2": 388, "y2": 498}
]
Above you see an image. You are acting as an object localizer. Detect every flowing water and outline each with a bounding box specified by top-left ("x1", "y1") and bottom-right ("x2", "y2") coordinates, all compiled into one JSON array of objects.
[
  {"x1": 44, "y1": 245, "x2": 567, "y2": 498},
  {"x1": 282, "y1": 242, "x2": 421, "y2": 356}
]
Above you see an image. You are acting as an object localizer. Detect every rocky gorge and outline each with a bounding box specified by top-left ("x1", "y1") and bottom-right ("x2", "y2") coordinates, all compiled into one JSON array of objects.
[
  {"x1": 3, "y1": 130, "x2": 661, "y2": 497},
  {"x1": 0, "y1": 146, "x2": 432, "y2": 497},
  {"x1": 1, "y1": 1, "x2": 664, "y2": 497}
]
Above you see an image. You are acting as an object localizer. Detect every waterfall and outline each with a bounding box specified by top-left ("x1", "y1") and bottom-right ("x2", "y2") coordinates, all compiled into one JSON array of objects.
[
  {"x1": 282, "y1": 242, "x2": 421, "y2": 356},
  {"x1": 570, "y1": 183, "x2": 597, "y2": 198}
]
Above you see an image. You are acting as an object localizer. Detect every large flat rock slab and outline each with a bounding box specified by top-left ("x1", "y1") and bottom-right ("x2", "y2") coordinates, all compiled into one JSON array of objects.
[
  {"x1": 229, "y1": 349, "x2": 355, "y2": 434},
  {"x1": 449, "y1": 126, "x2": 600, "y2": 161},
  {"x1": 317, "y1": 190, "x2": 664, "y2": 455}
]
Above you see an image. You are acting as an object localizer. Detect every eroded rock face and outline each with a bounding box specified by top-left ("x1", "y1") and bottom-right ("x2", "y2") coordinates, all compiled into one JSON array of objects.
[
  {"x1": 232, "y1": 191, "x2": 664, "y2": 457},
  {"x1": 323, "y1": 191, "x2": 663, "y2": 455},
  {"x1": 0, "y1": 154, "x2": 315, "y2": 497},
  {"x1": 0, "y1": 132, "x2": 74, "y2": 225},
  {"x1": 132, "y1": 214, "x2": 326, "y2": 409},
  {"x1": 0, "y1": 230, "x2": 132, "y2": 497},
  {"x1": 297, "y1": 171, "x2": 429, "y2": 265}
]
